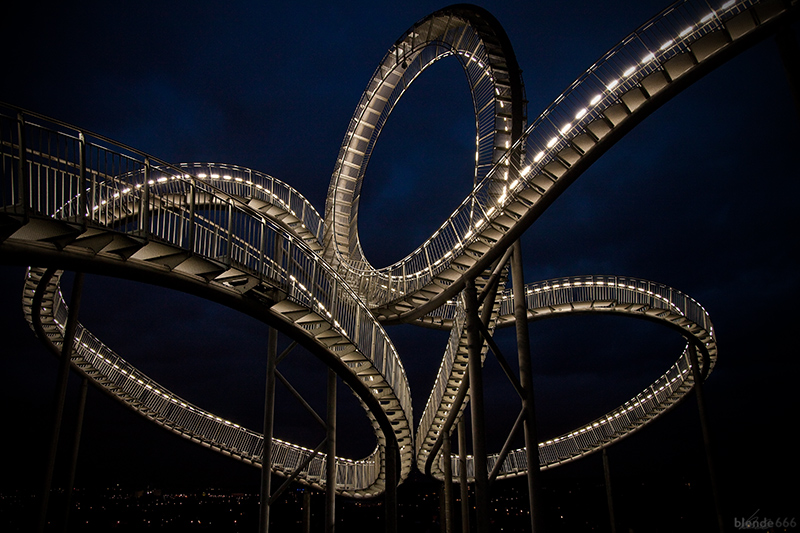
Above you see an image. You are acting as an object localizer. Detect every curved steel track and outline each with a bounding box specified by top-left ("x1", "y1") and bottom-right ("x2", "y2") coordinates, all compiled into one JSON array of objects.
[{"x1": 1, "y1": 0, "x2": 795, "y2": 496}]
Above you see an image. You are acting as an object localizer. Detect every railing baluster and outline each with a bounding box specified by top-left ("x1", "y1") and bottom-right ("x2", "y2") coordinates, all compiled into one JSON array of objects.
[
  {"x1": 141, "y1": 158, "x2": 151, "y2": 236},
  {"x1": 15, "y1": 112, "x2": 29, "y2": 215}
]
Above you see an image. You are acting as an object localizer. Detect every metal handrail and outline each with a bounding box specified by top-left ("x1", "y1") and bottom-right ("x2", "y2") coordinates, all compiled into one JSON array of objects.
[
  {"x1": 422, "y1": 274, "x2": 717, "y2": 480},
  {"x1": 23, "y1": 267, "x2": 380, "y2": 493},
  {"x1": 1, "y1": 105, "x2": 413, "y2": 496},
  {"x1": 324, "y1": 5, "x2": 525, "y2": 290},
  {"x1": 330, "y1": 0, "x2": 767, "y2": 311}
]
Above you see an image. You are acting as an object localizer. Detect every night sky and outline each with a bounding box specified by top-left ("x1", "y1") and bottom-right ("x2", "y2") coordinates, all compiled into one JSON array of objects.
[{"x1": 1, "y1": 0, "x2": 798, "y2": 524}]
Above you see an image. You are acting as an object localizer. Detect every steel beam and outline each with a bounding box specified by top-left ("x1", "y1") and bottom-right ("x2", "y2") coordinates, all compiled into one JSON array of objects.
[
  {"x1": 689, "y1": 343, "x2": 724, "y2": 533},
  {"x1": 465, "y1": 279, "x2": 490, "y2": 533},
  {"x1": 385, "y1": 438, "x2": 398, "y2": 533},
  {"x1": 38, "y1": 272, "x2": 84, "y2": 533},
  {"x1": 259, "y1": 327, "x2": 278, "y2": 533},
  {"x1": 61, "y1": 376, "x2": 88, "y2": 533},
  {"x1": 302, "y1": 488, "x2": 311, "y2": 533},
  {"x1": 603, "y1": 448, "x2": 617, "y2": 533},
  {"x1": 325, "y1": 369, "x2": 337, "y2": 533},
  {"x1": 441, "y1": 430, "x2": 453, "y2": 533},
  {"x1": 458, "y1": 417, "x2": 470, "y2": 533},
  {"x1": 511, "y1": 239, "x2": 543, "y2": 532}
]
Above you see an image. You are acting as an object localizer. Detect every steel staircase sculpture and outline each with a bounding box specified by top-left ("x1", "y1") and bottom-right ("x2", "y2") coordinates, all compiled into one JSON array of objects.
[{"x1": 1, "y1": 0, "x2": 795, "y2": 498}]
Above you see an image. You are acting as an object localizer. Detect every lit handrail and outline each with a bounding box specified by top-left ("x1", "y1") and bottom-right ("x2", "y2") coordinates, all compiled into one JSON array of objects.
[
  {"x1": 327, "y1": 0, "x2": 776, "y2": 319},
  {"x1": 24, "y1": 267, "x2": 378, "y2": 492},
  {"x1": 1, "y1": 105, "x2": 413, "y2": 496},
  {"x1": 422, "y1": 274, "x2": 717, "y2": 480}
]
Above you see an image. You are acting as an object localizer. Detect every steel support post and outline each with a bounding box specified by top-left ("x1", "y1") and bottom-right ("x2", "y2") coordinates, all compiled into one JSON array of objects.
[
  {"x1": 465, "y1": 279, "x2": 490, "y2": 533},
  {"x1": 259, "y1": 327, "x2": 278, "y2": 533},
  {"x1": 458, "y1": 417, "x2": 470, "y2": 533},
  {"x1": 688, "y1": 344, "x2": 724, "y2": 533},
  {"x1": 510, "y1": 240, "x2": 543, "y2": 532},
  {"x1": 61, "y1": 377, "x2": 89, "y2": 533},
  {"x1": 602, "y1": 448, "x2": 617, "y2": 533},
  {"x1": 302, "y1": 488, "x2": 311, "y2": 533},
  {"x1": 325, "y1": 369, "x2": 337, "y2": 533},
  {"x1": 385, "y1": 438, "x2": 398, "y2": 533},
  {"x1": 38, "y1": 272, "x2": 85, "y2": 533},
  {"x1": 441, "y1": 432, "x2": 453, "y2": 533}
]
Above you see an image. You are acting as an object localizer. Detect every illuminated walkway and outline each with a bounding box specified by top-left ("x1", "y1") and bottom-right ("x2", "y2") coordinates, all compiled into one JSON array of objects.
[
  {"x1": 419, "y1": 275, "x2": 717, "y2": 481},
  {"x1": 0, "y1": 0, "x2": 794, "y2": 508}
]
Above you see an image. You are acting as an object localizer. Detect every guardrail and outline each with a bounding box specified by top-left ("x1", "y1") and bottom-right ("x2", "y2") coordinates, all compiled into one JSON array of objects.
[
  {"x1": 424, "y1": 274, "x2": 717, "y2": 480},
  {"x1": 333, "y1": 0, "x2": 769, "y2": 309},
  {"x1": 1, "y1": 104, "x2": 413, "y2": 496}
]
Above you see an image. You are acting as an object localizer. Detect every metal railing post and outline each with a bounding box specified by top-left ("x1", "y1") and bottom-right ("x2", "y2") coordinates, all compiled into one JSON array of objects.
[
  {"x1": 16, "y1": 112, "x2": 29, "y2": 216},
  {"x1": 78, "y1": 132, "x2": 88, "y2": 224},
  {"x1": 258, "y1": 219, "x2": 267, "y2": 280},
  {"x1": 141, "y1": 159, "x2": 151, "y2": 236},
  {"x1": 226, "y1": 199, "x2": 233, "y2": 264},
  {"x1": 187, "y1": 181, "x2": 196, "y2": 252}
]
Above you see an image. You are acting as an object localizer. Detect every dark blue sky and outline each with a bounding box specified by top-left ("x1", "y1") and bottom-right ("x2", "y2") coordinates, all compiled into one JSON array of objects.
[{"x1": 1, "y1": 0, "x2": 797, "y2": 521}]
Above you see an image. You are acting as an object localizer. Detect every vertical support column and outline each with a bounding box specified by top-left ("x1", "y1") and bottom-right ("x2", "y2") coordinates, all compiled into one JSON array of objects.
[
  {"x1": 465, "y1": 279, "x2": 490, "y2": 533},
  {"x1": 259, "y1": 327, "x2": 278, "y2": 533},
  {"x1": 602, "y1": 448, "x2": 617, "y2": 533},
  {"x1": 302, "y1": 488, "x2": 311, "y2": 533},
  {"x1": 688, "y1": 344, "x2": 724, "y2": 533},
  {"x1": 510, "y1": 240, "x2": 543, "y2": 532},
  {"x1": 441, "y1": 431, "x2": 453, "y2": 533},
  {"x1": 385, "y1": 438, "x2": 398, "y2": 533},
  {"x1": 38, "y1": 272, "x2": 85, "y2": 533},
  {"x1": 325, "y1": 369, "x2": 337, "y2": 533},
  {"x1": 61, "y1": 377, "x2": 89, "y2": 533},
  {"x1": 458, "y1": 417, "x2": 470, "y2": 533}
]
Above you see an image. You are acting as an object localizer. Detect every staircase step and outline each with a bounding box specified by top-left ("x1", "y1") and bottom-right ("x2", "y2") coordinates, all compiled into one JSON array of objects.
[
  {"x1": 98, "y1": 234, "x2": 147, "y2": 259},
  {"x1": 663, "y1": 52, "x2": 695, "y2": 81},
  {"x1": 725, "y1": 10, "x2": 757, "y2": 40},
  {"x1": 173, "y1": 256, "x2": 228, "y2": 280},
  {"x1": 8, "y1": 218, "x2": 81, "y2": 247},
  {"x1": 690, "y1": 30, "x2": 730, "y2": 63},
  {"x1": 0, "y1": 213, "x2": 24, "y2": 242}
]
